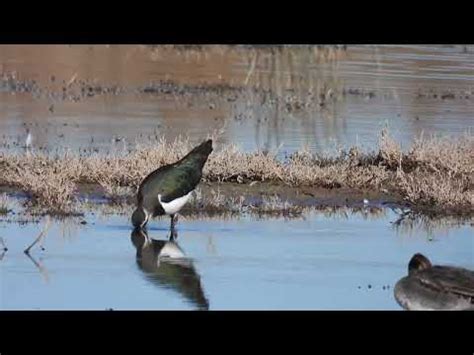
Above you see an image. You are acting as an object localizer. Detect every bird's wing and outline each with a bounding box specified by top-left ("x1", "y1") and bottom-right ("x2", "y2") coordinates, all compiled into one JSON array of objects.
[
  {"x1": 422, "y1": 267, "x2": 474, "y2": 299},
  {"x1": 156, "y1": 164, "x2": 201, "y2": 203},
  {"x1": 139, "y1": 164, "x2": 201, "y2": 208},
  {"x1": 160, "y1": 170, "x2": 201, "y2": 202}
]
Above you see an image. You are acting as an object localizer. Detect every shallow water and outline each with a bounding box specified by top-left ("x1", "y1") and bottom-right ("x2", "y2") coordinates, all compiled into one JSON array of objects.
[
  {"x1": 0, "y1": 45, "x2": 473, "y2": 156},
  {"x1": 1, "y1": 210, "x2": 472, "y2": 310}
]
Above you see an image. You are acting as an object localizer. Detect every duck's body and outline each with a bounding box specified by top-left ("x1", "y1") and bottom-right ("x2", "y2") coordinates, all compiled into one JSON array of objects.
[
  {"x1": 132, "y1": 139, "x2": 213, "y2": 230},
  {"x1": 394, "y1": 253, "x2": 474, "y2": 310}
]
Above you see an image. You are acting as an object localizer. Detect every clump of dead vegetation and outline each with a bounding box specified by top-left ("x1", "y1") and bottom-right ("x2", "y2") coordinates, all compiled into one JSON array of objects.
[
  {"x1": 1, "y1": 153, "x2": 77, "y2": 214},
  {"x1": 390, "y1": 208, "x2": 472, "y2": 238},
  {"x1": 0, "y1": 130, "x2": 472, "y2": 216},
  {"x1": 382, "y1": 130, "x2": 473, "y2": 213}
]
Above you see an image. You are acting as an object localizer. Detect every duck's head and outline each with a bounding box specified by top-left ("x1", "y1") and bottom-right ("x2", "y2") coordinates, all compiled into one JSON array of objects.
[
  {"x1": 408, "y1": 253, "x2": 432, "y2": 275},
  {"x1": 131, "y1": 206, "x2": 149, "y2": 229}
]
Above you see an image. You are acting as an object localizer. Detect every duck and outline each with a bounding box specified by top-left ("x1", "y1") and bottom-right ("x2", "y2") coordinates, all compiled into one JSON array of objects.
[
  {"x1": 394, "y1": 253, "x2": 474, "y2": 310},
  {"x1": 131, "y1": 228, "x2": 209, "y2": 310},
  {"x1": 131, "y1": 139, "x2": 213, "y2": 231}
]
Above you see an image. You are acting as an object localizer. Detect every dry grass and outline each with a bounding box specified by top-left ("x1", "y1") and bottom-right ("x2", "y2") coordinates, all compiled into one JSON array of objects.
[
  {"x1": 389, "y1": 132, "x2": 474, "y2": 212},
  {"x1": 0, "y1": 130, "x2": 473, "y2": 216},
  {"x1": 2, "y1": 154, "x2": 77, "y2": 214}
]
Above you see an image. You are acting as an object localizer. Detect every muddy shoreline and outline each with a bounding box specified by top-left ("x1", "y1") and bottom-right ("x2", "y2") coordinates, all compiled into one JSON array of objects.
[
  {"x1": 0, "y1": 180, "x2": 448, "y2": 218},
  {"x1": 1, "y1": 131, "x2": 473, "y2": 218},
  {"x1": 1, "y1": 182, "x2": 472, "y2": 246}
]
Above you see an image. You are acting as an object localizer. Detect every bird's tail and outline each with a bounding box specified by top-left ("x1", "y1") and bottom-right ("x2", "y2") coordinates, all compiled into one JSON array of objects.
[{"x1": 179, "y1": 139, "x2": 213, "y2": 169}]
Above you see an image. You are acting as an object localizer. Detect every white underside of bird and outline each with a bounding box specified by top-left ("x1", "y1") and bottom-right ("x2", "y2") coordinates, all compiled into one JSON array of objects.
[
  {"x1": 158, "y1": 190, "x2": 194, "y2": 215},
  {"x1": 159, "y1": 242, "x2": 186, "y2": 259}
]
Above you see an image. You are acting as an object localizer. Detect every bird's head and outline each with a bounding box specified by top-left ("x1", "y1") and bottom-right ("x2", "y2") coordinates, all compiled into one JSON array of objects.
[{"x1": 131, "y1": 206, "x2": 149, "y2": 229}]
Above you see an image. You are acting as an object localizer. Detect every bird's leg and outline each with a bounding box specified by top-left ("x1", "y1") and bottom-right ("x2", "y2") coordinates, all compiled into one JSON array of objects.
[{"x1": 170, "y1": 214, "x2": 175, "y2": 230}]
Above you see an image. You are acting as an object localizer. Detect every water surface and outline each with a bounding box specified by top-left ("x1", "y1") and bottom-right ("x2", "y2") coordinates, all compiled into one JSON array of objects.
[
  {"x1": 1, "y1": 210, "x2": 472, "y2": 310},
  {"x1": 0, "y1": 45, "x2": 473, "y2": 156}
]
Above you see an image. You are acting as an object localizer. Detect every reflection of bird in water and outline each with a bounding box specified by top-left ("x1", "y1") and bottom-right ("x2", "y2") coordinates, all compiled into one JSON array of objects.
[
  {"x1": 131, "y1": 139, "x2": 213, "y2": 234},
  {"x1": 394, "y1": 253, "x2": 474, "y2": 310},
  {"x1": 131, "y1": 228, "x2": 209, "y2": 310}
]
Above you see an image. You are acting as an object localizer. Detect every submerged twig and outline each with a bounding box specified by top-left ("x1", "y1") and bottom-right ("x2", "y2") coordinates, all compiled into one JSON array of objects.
[
  {"x1": 0, "y1": 236, "x2": 7, "y2": 251},
  {"x1": 244, "y1": 51, "x2": 258, "y2": 86},
  {"x1": 390, "y1": 208, "x2": 471, "y2": 237},
  {"x1": 24, "y1": 252, "x2": 50, "y2": 283},
  {"x1": 391, "y1": 209, "x2": 414, "y2": 227},
  {"x1": 24, "y1": 215, "x2": 52, "y2": 254},
  {"x1": 66, "y1": 72, "x2": 78, "y2": 87},
  {"x1": 0, "y1": 237, "x2": 7, "y2": 261}
]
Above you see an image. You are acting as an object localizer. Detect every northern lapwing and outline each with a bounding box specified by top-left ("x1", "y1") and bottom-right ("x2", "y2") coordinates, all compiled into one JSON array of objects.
[
  {"x1": 394, "y1": 253, "x2": 474, "y2": 310},
  {"x1": 131, "y1": 139, "x2": 213, "y2": 231},
  {"x1": 131, "y1": 228, "x2": 209, "y2": 310}
]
